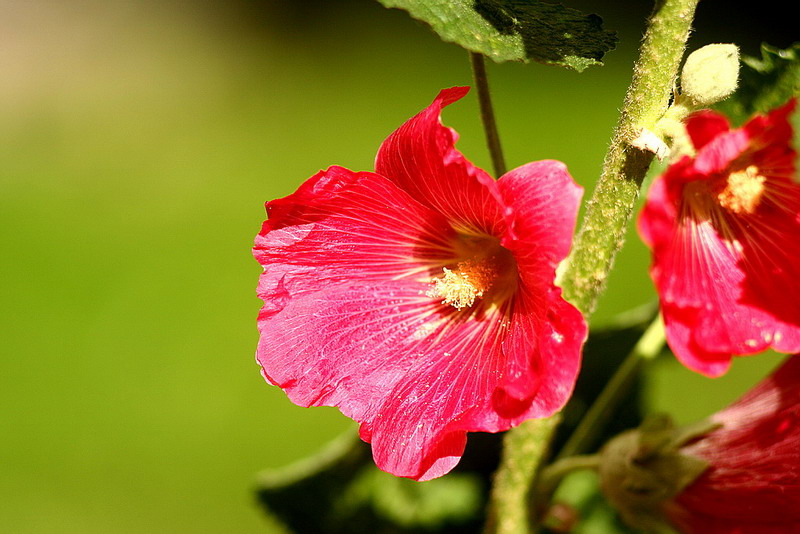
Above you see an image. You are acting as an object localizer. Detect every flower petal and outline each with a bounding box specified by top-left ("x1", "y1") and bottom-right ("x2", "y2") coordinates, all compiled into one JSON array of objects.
[
  {"x1": 735, "y1": 187, "x2": 800, "y2": 328},
  {"x1": 671, "y1": 356, "x2": 800, "y2": 531},
  {"x1": 260, "y1": 278, "x2": 522, "y2": 480},
  {"x1": 492, "y1": 288, "x2": 587, "y2": 418},
  {"x1": 685, "y1": 109, "x2": 731, "y2": 151},
  {"x1": 375, "y1": 87, "x2": 509, "y2": 236},
  {"x1": 253, "y1": 164, "x2": 568, "y2": 480},
  {"x1": 640, "y1": 102, "x2": 800, "y2": 374},
  {"x1": 488, "y1": 160, "x2": 587, "y2": 408},
  {"x1": 646, "y1": 206, "x2": 799, "y2": 376},
  {"x1": 256, "y1": 92, "x2": 589, "y2": 481},
  {"x1": 497, "y1": 160, "x2": 584, "y2": 283},
  {"x1": 254, "y1": 165, "x2": 456, "y2": 312}
]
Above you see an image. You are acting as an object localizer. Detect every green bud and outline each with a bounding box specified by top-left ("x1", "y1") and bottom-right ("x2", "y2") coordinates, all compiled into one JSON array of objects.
[{"x1": 680, "y1": 44, "x2": 740, "y2": 106}]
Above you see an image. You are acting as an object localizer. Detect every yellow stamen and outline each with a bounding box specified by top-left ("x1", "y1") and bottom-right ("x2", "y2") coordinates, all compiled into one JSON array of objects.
[
  {"x1": 426, "y1": 260, "x2": 496, "y2": 310},
  {"x1": 717, "y1": 165, "x2": 766, "y2": 214}
]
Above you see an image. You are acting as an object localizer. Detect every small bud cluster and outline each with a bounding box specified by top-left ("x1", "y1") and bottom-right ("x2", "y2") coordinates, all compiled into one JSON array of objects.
[{"x1": 636, "y1": 44, "x2": 741, "y2": 161}]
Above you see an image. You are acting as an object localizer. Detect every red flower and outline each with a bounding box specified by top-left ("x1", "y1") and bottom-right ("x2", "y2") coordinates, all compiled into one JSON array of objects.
[
  {"x1": 638, "y1": 100, "x2": 800, "y2": 376},
  {"x1": 253, "y1": 87, "x2": 587, "y2": 480},
  {"x1": 665, "y1": 355, "x2": 800, "y2": 533}
]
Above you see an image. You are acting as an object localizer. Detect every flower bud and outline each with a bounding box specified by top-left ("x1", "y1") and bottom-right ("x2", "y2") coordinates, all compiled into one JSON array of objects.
[
  {"x1": 597, "y1": 415, "x2": 713, "y2": 531},
  {"x1": 680, "y1": 44, "x2": 740, "y2": 106},
  {"x1": 599, "y1": 356, "x2": 800, "y2": 533}
]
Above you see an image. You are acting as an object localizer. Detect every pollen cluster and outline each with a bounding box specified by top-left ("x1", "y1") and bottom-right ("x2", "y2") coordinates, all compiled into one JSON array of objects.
[
  {"x1": 717, "y1": 165, "x2": 766, "y2": 214},
  {"x1": 427, "y1": 260, "x2": 496, "y2": 310}
]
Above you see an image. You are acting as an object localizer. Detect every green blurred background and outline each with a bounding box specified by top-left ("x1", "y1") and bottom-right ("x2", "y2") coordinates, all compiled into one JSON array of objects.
[{"x1": 1, "y1": 1, "x2": 793, "y2": 532}]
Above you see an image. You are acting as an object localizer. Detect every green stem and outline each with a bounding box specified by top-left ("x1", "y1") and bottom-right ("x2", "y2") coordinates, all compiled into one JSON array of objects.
[
  {"x1": 470, "y1": 52, "x2": 507, "y2": 177},
  {"x1": 559, "y1": 0, "x2": 699, "y2": 315},
  {"x1": 483, "y1": 416, "x2": 561, "y2": 534},
  {"x1": 556, "y1": 316, "x2": 665, "y2": 461},
  {"x1": 484, "y1": 0, "x2": 698, "y2": 532},
  {"x1": 534, "y1": 454, "x2": 601, "y2": 520}
]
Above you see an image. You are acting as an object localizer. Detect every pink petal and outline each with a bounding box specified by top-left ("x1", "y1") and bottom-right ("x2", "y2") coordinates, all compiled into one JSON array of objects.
[
  {"x1": 254, "y1": 161, "x2": 587, "y2": 478},
  {"x1": 375, "y1": 87, "x2": 510, "y2": 236},
  {"x1": 253, "y1": 164, "x2": 552, "y2": 480},
  {"x1": 255, "y1": 91, "x2": 588, "y2": 480},
  {"x1": 260, "y1": 278, "x2": 518, "y2": 480}
]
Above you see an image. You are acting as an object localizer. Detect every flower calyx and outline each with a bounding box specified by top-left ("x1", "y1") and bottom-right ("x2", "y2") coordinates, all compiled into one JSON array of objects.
[{"x1": 597, "y1": 414, "x2": 720, "y2": 531}]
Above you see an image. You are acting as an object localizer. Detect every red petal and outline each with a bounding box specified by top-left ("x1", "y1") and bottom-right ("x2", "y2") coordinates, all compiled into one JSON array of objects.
[
  {"x1": 494, "y1": 288, "x2": 587, "y2": 417},
  {"x1": 375, "y1": 87, "x2": 510, "y2": 236},
  {"x1": 685, "y1": 109, "x2": 731, "y2": 151},
  {"x1": 482, "y1": 160, "x2": 586, "y2": 414},
  {"x1": 690, "y1": 125, "x2": 749, "y2": 177},
  {"x1": 497, "y1": 160, "x2": 584, "y2": 280},
  {"x1": 256, "y1": 93, "x2": 588, "y2": 480},
  {"x1": 671, "y1": 356, "x2": 800, "y2": 530},
  {"x1": 254, "y1": 162, "x2": 587, "y2": 478},
  {"x1": 259, "y1": 278, "x2": 517, "y2": 480},
  {"x1": 254, "y1": 165, "x2": 455, "y2": 314},
  {"x1": 640, "y1": 101, "x2": 800, "y2": 374},
  {"x1": 743, "y1": 98, "x2": 796, "y2": 153},
  {"x1": 648, "y1": 206, "x2": 800, "y2": 375}
]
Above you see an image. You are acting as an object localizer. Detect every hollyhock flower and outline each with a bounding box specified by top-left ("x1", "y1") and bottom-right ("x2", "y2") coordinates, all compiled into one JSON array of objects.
[
  {"x1": 597, "y1": 356, "x2": 800, "y2": 533},
  {"x1": 253, "y1": 87, "x2": 586, "y2": 480},
  {"x1": 665, "y1": 355, "x2": 800, "y2": 533},
  {"x1": 638, "y1": 100, "x2": 800, "y2": 376}
]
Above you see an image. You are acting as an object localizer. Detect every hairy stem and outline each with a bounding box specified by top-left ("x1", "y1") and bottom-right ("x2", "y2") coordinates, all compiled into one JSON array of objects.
[
  {"x1": 470, "y1": 52, "x2": 507, "y2": 177},
  {"x1": 559, "y1": 0, "x2": 699, "y2": 314},
  {"x1": 484, "y1": 0, "x2": 698, "y2": 532},
  {"x1": 483, "y1": 416, "x2": 560, "y2": 534}
]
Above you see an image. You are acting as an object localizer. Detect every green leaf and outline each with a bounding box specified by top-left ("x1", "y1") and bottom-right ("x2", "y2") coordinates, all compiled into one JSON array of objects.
[
  {"x1": 715, "y1": 42, "x2": 800, "y2": 124},
  {"x1": 376, "y1": 0, "x2": 617, "y2": 71}
]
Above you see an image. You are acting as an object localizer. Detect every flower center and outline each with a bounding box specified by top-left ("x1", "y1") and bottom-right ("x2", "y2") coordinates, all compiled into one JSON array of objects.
[
  {"x1": 716, "y1": 165, "x2": 766, "y2": 214},
  {"x1": 426, "y1": 259, "x2": 497, "y2": 310}
]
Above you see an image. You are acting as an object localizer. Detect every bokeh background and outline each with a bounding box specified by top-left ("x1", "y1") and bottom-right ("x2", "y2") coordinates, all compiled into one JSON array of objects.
[{"x1": 1, "y1": 1, "x2": 794, "y2": 532}]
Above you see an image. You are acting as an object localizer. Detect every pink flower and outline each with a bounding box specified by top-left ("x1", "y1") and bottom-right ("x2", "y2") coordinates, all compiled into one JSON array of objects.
[
  {"x1": 253, "y1": 87, "x2": 586, "y2": 480},
  {"x1": 666, "y1": 355, "x2": 800, "y2": 533},
  {"x1": 638, "y1": 100, "x2": 800, "y2": 376}
]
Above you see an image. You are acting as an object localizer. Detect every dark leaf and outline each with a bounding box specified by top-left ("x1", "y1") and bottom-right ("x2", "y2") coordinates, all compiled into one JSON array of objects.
[{"x1": 376, "y1": 0, "x2": 617, "y2": 71}]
